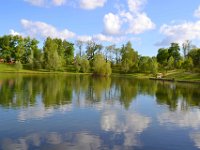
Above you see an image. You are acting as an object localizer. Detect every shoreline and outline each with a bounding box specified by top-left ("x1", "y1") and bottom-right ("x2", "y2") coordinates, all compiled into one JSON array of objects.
[
  {"x1": 1, "y1": 70, "x2": 200, "y2": 84},
  {"x1": 149, "y1": 77, "x2": 200, "y2": 84}
]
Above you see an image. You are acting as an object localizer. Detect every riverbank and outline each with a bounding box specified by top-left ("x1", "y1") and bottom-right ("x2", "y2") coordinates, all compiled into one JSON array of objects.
[
  {"x1": 149, "y1": 70, "x2": 200, "y2": 84},
  {"x1": 0, "y1": 64, "x2": 200, "y2": 83}
]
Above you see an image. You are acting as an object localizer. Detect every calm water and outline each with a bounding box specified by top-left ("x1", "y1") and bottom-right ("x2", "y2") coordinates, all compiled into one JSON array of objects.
[{"x1": 0, "y1": 74, "x2": 200, "y2": 150}]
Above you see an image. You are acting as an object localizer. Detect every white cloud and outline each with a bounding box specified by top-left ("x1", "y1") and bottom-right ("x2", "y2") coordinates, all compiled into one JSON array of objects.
[
  {"x1": 52, "y1": 0, "x2": 66, "y2": 6},
  {"x1": 21, "y1": 19, "x2": 75, "y2": 40},
  {"x1": 93, "y1": 33, "x2": 125, "y2": 43},
  {"x1": 103, "y1": 13, "x2": 122, "y2": 35},
  {"x1": 79, "y1": 0, "x2": 107, "y2": 10},
  {"x1": 126, "y1": 12, "x2": 155, "y2": 34},
  {"x1": 194, "y1": 6, "x2": 200, "y2": 18},
  {"x1": 157, "y1": 21, "x2": 200, "y2": 46},
  {"x1": 103, "y1": 0, "x2": 155, "y2": 35},
  {"x1": 25, "y1": 0, "x2": 45, "y2": 7},
  {"x1": 24, "y1": 0, "x2": 66, "y2": 7},
  {"x1": 77, "y1": 35, "x2": 92, "y2": 42},
  {"x1": 9, "y1": 29, "x2": 21, "y2": 36},
  {"x1": 127, "y1": 0, "x2": 146, "y2": 12}
]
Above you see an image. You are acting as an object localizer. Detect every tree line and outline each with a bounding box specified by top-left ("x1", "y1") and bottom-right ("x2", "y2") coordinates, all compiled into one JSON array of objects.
[{"x1": 0, "y1": 35, "x2": 199, "y2": 75}]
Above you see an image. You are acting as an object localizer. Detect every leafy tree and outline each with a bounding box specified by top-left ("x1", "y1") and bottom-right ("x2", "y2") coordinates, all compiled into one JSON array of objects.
[
  {"x1": 156, "y1": 48, "x2": 169, "y2": 66},
  {"x1": 74, "y1": 55, "x2": 81, "y2": 72},
  {"x1": 43, "y1": 37, "x2": 62, "y2": 70},
  {"x1": 63, "y1": 40, "x2": 74, "y2": 65},
  {"x1": 138, "y1": 56, "x2": 150, "y2": 73},
  {"x1": 80, "y1": 56, "x2": 90, "y2": 73},
  {"x1": 168, "y1": 43, "x2": 181, "y2": 67},
  {"x1": 0, "y1": 35, "x2": 13, "y2": 62},
  {"x1": 188, "y1": 48, "x2": 200, "y2": 67},
  {"x1": 167, "y1": 56, "x2": 174, "y2": 70},
  {"x1": 86, "y1": 41, "x2": 103, "y2": 61},
  {"x1": 182, "y1": 57, "x2": 193, "y2": 71},
  {"x1": 121, "y1": 41, "x2": 138, "y2": 73},
  {"x1": 93, "y1": 54, "x2": 112, "y2": 76},
  {"x1": 105, "y1": 44, "x2": 115, "y2": 62},
  {"x1": 149, "y1": 57, "x2": 158, "y2": 74}
]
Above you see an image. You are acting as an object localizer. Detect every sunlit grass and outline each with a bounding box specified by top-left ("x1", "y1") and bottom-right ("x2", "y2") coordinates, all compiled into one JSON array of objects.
[{"x1": 165, "y1": 70, "x2": 200, "y2": 81}]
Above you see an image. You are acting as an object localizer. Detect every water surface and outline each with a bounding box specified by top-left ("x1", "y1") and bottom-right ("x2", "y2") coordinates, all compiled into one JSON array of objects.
[{"x1": 0, "y1": 74, "x2": 200, "y2": 150}]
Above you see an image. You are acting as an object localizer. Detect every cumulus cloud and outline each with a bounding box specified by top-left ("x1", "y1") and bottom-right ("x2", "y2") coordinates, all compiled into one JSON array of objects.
[
  {"x1": 24, "y1": 0, "x2": 66, "y2": 7},
  {"x1": 156, "y1": 21, "x2": 200, "y2": 46},
  {"x1": 127, "y1": 0, "x2": 146, "y2": 12},
  {"x1": 21, "y1": 19, "x2": 75, "y2": 40},
  {"x1": 194, "y1": 6, "x2": 200, "y2": 18},
  {"x1": 103, "y1": 0, "x2": 155, "y2": 35},
  {"x1": 79, "y1": 0, "x2": 107, "y2": 10},
  {"x1": 126, "y1": 12, "x2": 155, "y2": 34},
  {"x1": 77, "y1": 35, "x2": 92, "y2": 42},
  {"x1": 52, "y1": 0, "x2": 66, "y2": 6},
  {"x1": 9, "y1": 29, "x2": 21, "y2": 36},
  {"x1": 103, "y1": 13, "x2": 122, "y2": 35}
]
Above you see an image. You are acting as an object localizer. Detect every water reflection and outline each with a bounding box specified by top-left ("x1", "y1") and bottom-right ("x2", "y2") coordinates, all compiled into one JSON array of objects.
[
  {"x1": 190, "y1": 132, "x2": 200, "y2": 149},
  {"x1": 1, "y1": 132, "x2": 102, "y2": 150},
  {"x1": 0, "y1": 75, "x2": 199, "y2": 110},
  {"x1": 101, "y1": 108, "x2": 151, "y2": 147},
  {"x1": 0, "y1": 74, "x2": 200, "y2": 149}
]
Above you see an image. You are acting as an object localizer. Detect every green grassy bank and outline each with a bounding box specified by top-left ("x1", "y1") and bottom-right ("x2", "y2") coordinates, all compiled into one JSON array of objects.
[{"x1": 0, "y1": 64, "x2": 199, "y2": 82}]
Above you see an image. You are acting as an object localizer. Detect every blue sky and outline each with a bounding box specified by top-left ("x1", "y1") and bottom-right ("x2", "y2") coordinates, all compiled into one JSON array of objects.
[{"x1": 1, "y1": 0, "x2": 200, "y2": 56}]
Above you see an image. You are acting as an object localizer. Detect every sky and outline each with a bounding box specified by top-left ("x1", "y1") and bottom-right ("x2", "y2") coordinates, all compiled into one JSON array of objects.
[{"x1": 1, "y1": 0, "x2": 200, "y2": 56}]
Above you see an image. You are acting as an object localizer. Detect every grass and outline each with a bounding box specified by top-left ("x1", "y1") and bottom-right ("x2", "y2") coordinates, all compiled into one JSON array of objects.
[
  {"x1": 164, "y1": 70, "x2": 200, "y2": 81},
  {"x1": 0, "y1": 64, "x2": 199, "y2": 82}
]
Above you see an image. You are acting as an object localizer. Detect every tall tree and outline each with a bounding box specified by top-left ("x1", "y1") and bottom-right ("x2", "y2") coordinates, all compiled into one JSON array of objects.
[
  {"x1": 43, "y1": 37, "x2": 62, "y2": 70},
  {"x1": 121, "y1": 41, "x2": 138, "y2": 73},
  {"x1": 168, "y1": 43, "x2": 181, "y2": 68},
  {"x1": 156, "y1": 48, "x2": 169, "y2": 66},
  {"x1": 93, "y1": 54, "x2": 112, "y2": 76},
  {"x1": 86, "y1": 41, "x2": 103, "y2": 61}
]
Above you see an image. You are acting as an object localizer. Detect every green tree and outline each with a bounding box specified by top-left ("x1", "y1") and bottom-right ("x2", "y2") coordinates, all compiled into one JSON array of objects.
[
  {"x1": 43, "y1": 37, "x2": 62, "y2": 70},
  {"x1": 80, "y1": 56, "x2": 90, "y2": 73},
  {"x1": 74, "y1": 55, "x2": 81, "y2": 72},
  {"x1": 86, "y1": 41, "x2": 103, "y2": 61},
  {"x1": 93, "y1": 54, "x2": 112, "y2": 76},
  {"x1": 182, "y1": 57, "x2": 193, "y2": 71},
  {"x1": 0, "y1": 35, "x2": 13, "y2": 62},
  {"x1": 156, "y1": 48, "x2": 169, "y2": 66},
  {"x1": 121, "y1": 41, "x2": 138, "y2": 73},
  {"x1": 188, "y1": 48, "x2": 200, "y2": 67},
  {"x1": 167, "y1": 56, "x2": 174, "y2": 70},
  {"x1": 168, "y1": 43, "x2": 181, "y2": 68},
  {"x1": 138, "y1": 56, "x2": 150, "y2": 73},
  {"x1": 149, "y1": 57, "x2": 158, "y2": 74}
]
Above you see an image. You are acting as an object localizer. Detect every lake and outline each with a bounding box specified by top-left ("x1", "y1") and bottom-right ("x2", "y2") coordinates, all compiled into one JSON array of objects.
[{"x1": 0, "y1": 74, "x2": 200, "y2": 150}]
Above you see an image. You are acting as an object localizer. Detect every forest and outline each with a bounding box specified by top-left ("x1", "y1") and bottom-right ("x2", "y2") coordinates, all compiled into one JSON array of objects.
[{"x1": 0, "y1": 35, "x2": 199, "y2": 76}]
